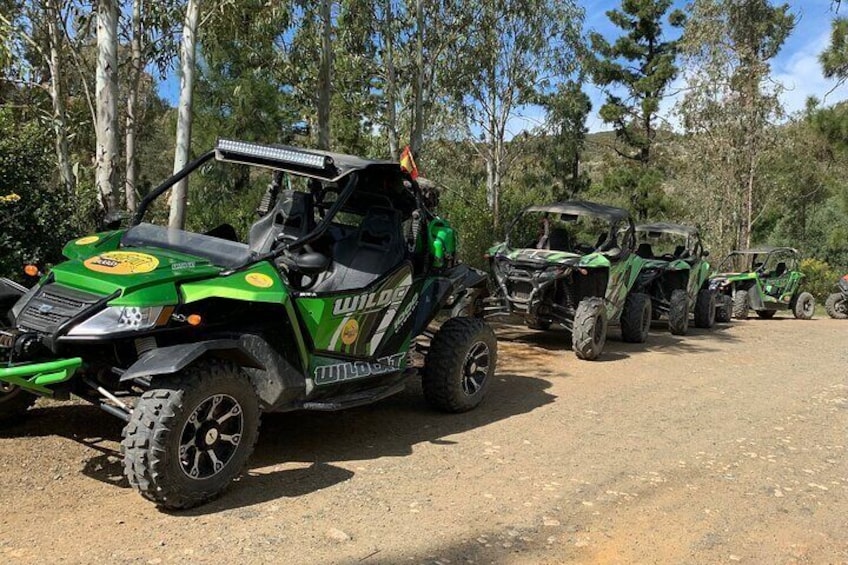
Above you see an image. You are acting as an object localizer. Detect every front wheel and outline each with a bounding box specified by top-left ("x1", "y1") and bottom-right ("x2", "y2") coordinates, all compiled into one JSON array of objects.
[
  {"x1": 121, "y1": 361, "x2": 261, "y2": 510},
  {"x1": 0, "y1": 384, "x2": 37, "y2": 425},
  {"x1": 423, "y1": 317, "x2": 497, "y2": 413},
  {"x1": 825, "y1": 293, "x2": 848, "y2": 319},
  {"x1": 792, "y1": 292, "x2": 815, "y2": 320},
  {"x1": 668, "y1": 289, "x2": 689, "y2": 335},
  {"x1": 572, "y1": 297, "x2": 608, "y2": 361},
  {"x1": 732, "y1": 290, "x2": 750, "y2": 319},
  {"x1": 715, "y1": 294, "x2": 733, "y2": 323},
  {"x1": 694, "y1": 289, "x2": 716, "y2": 328},
  {"x1": 621, "y1": 292, "x2": 651, "y2": 343}
]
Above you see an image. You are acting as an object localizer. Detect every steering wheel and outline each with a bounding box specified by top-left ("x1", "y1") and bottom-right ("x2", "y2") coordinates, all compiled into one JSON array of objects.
[
  {"x1": 273, "y1": 233, "x2": 323, "y2": 289},
  {"x1": 272, "y1": 233, "x2": 314, "y2": 255}
]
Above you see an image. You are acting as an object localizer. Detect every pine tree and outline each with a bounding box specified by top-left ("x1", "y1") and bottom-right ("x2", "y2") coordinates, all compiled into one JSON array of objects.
[{"x1": 590, "y1": 0, "x2": 685, "y2": 165}]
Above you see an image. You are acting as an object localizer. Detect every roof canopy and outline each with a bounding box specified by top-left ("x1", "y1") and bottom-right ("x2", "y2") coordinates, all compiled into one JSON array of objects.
[
  {"x1": 636, "y1": 222, "x2": 699, "y2": 237},
  {"x1": 215, "y1": 138, "x2": 399, "y2": 182},
  {"x1": 729, "y1": 246, "x2": 799, "y2": 255},
  {"x1": 525, "y1": 200, "x2": 630, "y2": 222}
]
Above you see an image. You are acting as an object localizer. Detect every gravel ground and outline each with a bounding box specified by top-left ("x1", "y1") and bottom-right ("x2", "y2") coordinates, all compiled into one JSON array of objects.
[{"x1": 0, "y1": 316, "x2": 845, "y2": 564}]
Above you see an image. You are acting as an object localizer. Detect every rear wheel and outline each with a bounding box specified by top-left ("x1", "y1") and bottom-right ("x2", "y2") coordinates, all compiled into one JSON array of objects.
[
  {"x1": 825, "y1": 293, "x2": 848, "y2": 319},
  {"x1": 423, "y1": 317, "x2": 497, "y2": 413},
  {"x1": 715, "y1": 294, "x2": 733, "y2": 323},
  {"x1": 668, "y1": 289, "x2": 689, "y2": 335},
  {"x1": 756, "y1": 310, "x2": 776, "y2": 319},
  {"x1": 572, "y1": 297, "x2": 607, "y2": 361},
  {"x1": 621, "y1": 293, "x2": 652, "y2": 343},
  {"x1": 792, "y1": 292, "x2": 815, "y2": 320},
  {"x1": 732, "y1": 290, "x2": 750, "y2": 319},
  {"x1": 122, "y1": 360, "x2": 261, "y2": 510},
  {"x1": 0, "y1": 384, "x2": 37, "y2": 425},
  {"x1": 694, "y1": 289, "x2": 716, "y2": 328}
]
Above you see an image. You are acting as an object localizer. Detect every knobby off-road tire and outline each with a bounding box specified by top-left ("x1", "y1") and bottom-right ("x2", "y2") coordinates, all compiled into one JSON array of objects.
[
  {"x1": 792, "y1": 292, "x2": 815, "y2": 320},
  {"x1": 825, "y1": 293, "x2": 848, "y2": 319},
  {"x1": 572, "y1": 297, "x2": 608, "y2": 361},
  {"x1": 121, "y1": 360, "x2": 261, "y2": 510},
  {"x1": 732, "y1": 290, "x2": 750, "y2": 320},
  {"x1": 715, "y1": 294, "x2": 733, "y2": 323},
  {"x1": 0, "y1": 384, "x2": 37, "y2": 425},
  {"x1": 423, "y1": 317, "x2": 497, "y2": 413},
  {"x1": 668, "y1": 289, "x2": 690, "y2": 335},
  {"x1": 526, "y1": 317, "x2": 552, "y2": 331},
  {"x1": 756, "y1": 310, "x2": 776, "y2": 319},
  {"x1": 694, "y1": 289, "x2": 716, "y2": 329},
  {"x1": 621, "y1": 293, "x2": 652, "y2": 343}
]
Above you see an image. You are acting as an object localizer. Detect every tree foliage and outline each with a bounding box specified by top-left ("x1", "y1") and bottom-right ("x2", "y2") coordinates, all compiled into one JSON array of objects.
[
  {"x1": 589, "y1": 0, "x2": 685, "y2": 220},
  {"x1": 0, "y1": 110, "x2": 80, "y2": 277},
  {"x1": 1, "y1": 0, "x2": 847, "y2": 282},
  {"x1": 676, "y1": 0, "x2": 795, "y2": 250}
]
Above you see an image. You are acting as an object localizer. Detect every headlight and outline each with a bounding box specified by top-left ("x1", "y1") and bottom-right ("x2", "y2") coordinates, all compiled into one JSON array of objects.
[
  {"x1": 10, "y1": 285, "x2": 39, "y2": 322},
  {"x1": 66, "y1": 306, "x2": 165, "y2": 337}
]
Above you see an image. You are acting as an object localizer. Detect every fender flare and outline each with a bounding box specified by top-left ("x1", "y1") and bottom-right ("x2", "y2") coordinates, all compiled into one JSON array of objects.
[
  {"x1": 120, "y1": 339, "x2": 264, "y2": 383},
  {"x1": 445, "y1": 263, "x2": 489, "y2": 291}
]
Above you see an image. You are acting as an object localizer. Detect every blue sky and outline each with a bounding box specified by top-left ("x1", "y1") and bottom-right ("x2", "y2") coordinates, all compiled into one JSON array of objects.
[
  {"x1": 158, "y1": 0, "x2": 847, "y2": 135},
  {"x1": 506, "y1": 0, "x2": 848, "y2": 134}
]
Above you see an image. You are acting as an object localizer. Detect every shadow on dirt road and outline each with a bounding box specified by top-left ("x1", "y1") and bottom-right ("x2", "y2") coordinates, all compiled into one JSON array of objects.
[
  {"x1": 0, "y1": 370, "x2": 555, "y2": 514},
  {"x1": 496, "y1": 321, "x2": 740, "y2": 362}
]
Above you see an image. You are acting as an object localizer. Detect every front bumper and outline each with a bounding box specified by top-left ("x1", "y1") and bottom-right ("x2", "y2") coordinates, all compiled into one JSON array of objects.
[
  {"x1": 0, "y1": 358, "x2": 82, "y2": 395},
  {"x1": 488, "y1": 261, "x2": 568, "y2": 319}
]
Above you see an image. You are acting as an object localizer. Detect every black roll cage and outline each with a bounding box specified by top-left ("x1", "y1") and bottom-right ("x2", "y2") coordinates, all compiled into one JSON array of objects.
[
  {"x1": 505, "y1": 205, "x2": 635, "y2": 253},
  {"x1": 129, "y1": 142, "x2": 427, "y2": 277}
]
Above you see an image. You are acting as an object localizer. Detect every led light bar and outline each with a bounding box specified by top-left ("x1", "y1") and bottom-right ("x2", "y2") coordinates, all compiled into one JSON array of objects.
[{"x1": 216, "y1": 139, "x2": 331, "y2": 169}]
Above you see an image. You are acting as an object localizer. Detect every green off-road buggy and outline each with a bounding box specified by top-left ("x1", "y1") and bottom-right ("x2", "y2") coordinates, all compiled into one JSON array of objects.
[
  {"x1": 633, "y1": 223, "x2": 716, "y2": 334},
  {"x1": 485, "y1": 201, "x2": 652, "y2": 360},
  {"x1": 708, "y1": 247, "x2": 815, "y2": 320},
  {"x1": 0, "y1": 139, "x2": 496, "y2": 509},
  {"x1": 825, "y1": 274, "x2": 848, "y2": 319}
]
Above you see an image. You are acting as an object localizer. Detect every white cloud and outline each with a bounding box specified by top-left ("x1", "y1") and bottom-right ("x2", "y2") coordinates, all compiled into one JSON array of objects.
[{"x1": 773, "y1": 28, "x2": 847, "y2": 115}]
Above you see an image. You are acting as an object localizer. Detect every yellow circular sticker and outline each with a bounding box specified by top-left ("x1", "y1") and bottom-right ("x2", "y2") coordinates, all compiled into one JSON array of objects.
[
  {"x1": 83, "y1": 251, "x2": 159, "y2": 275},
  {"x1": 341, "y1": 318, "x2": 359, "y2": 346},
  {"x1": 75, "y1": 236, "x2": 100, "y2": 246},
  {"x1": 245, "y1": 273, "x2": 274, "y2": 288}
]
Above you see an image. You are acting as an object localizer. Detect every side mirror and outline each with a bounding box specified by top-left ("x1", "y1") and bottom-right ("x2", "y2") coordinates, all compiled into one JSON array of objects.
[{"x1": 292, "y1": 252, "x2": 330, "y2": 275}]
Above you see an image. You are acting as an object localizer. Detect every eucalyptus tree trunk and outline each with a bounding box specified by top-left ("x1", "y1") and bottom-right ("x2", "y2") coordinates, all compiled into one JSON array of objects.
[
  {"x1": 169, "y1": 0, "x2": 200, "y2": 229},
  {"x1": 411, "y1": 0, "x2": 425, "y2": 157},
  {"x1": 317, "y1": 0, "x2": 332, "y2": 150},
  {"x1": 383, "y1": 0, "x2": 399, "y2": 160},
  {"x1": 124, "y1": 0, "x2": 143, "y2": 213},
  {"x1": 44, "y1": 0, "x2": 74, "y2": 195},
  {"x1": 95, "y1": 0, "x2": 119, "y2": 214}
]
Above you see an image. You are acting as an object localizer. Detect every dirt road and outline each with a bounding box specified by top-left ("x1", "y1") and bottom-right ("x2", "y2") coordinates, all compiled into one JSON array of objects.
[{"x1": 1, "y1": 316, "x2": 846, "y2": 564}]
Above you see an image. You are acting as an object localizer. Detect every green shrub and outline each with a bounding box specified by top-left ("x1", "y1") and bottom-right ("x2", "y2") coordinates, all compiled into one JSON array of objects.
[
  {"x1": 0, "y1": 111, "x2": 80, "y2": 280},
  {"x1": 800, "y1": 258, "x2": 840, "y2": 301}
]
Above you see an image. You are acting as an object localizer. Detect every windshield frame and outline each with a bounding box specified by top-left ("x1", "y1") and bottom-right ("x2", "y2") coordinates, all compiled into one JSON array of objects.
[{"x1": 506, "y1": 206, "x2": 631, "y2": 255}]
